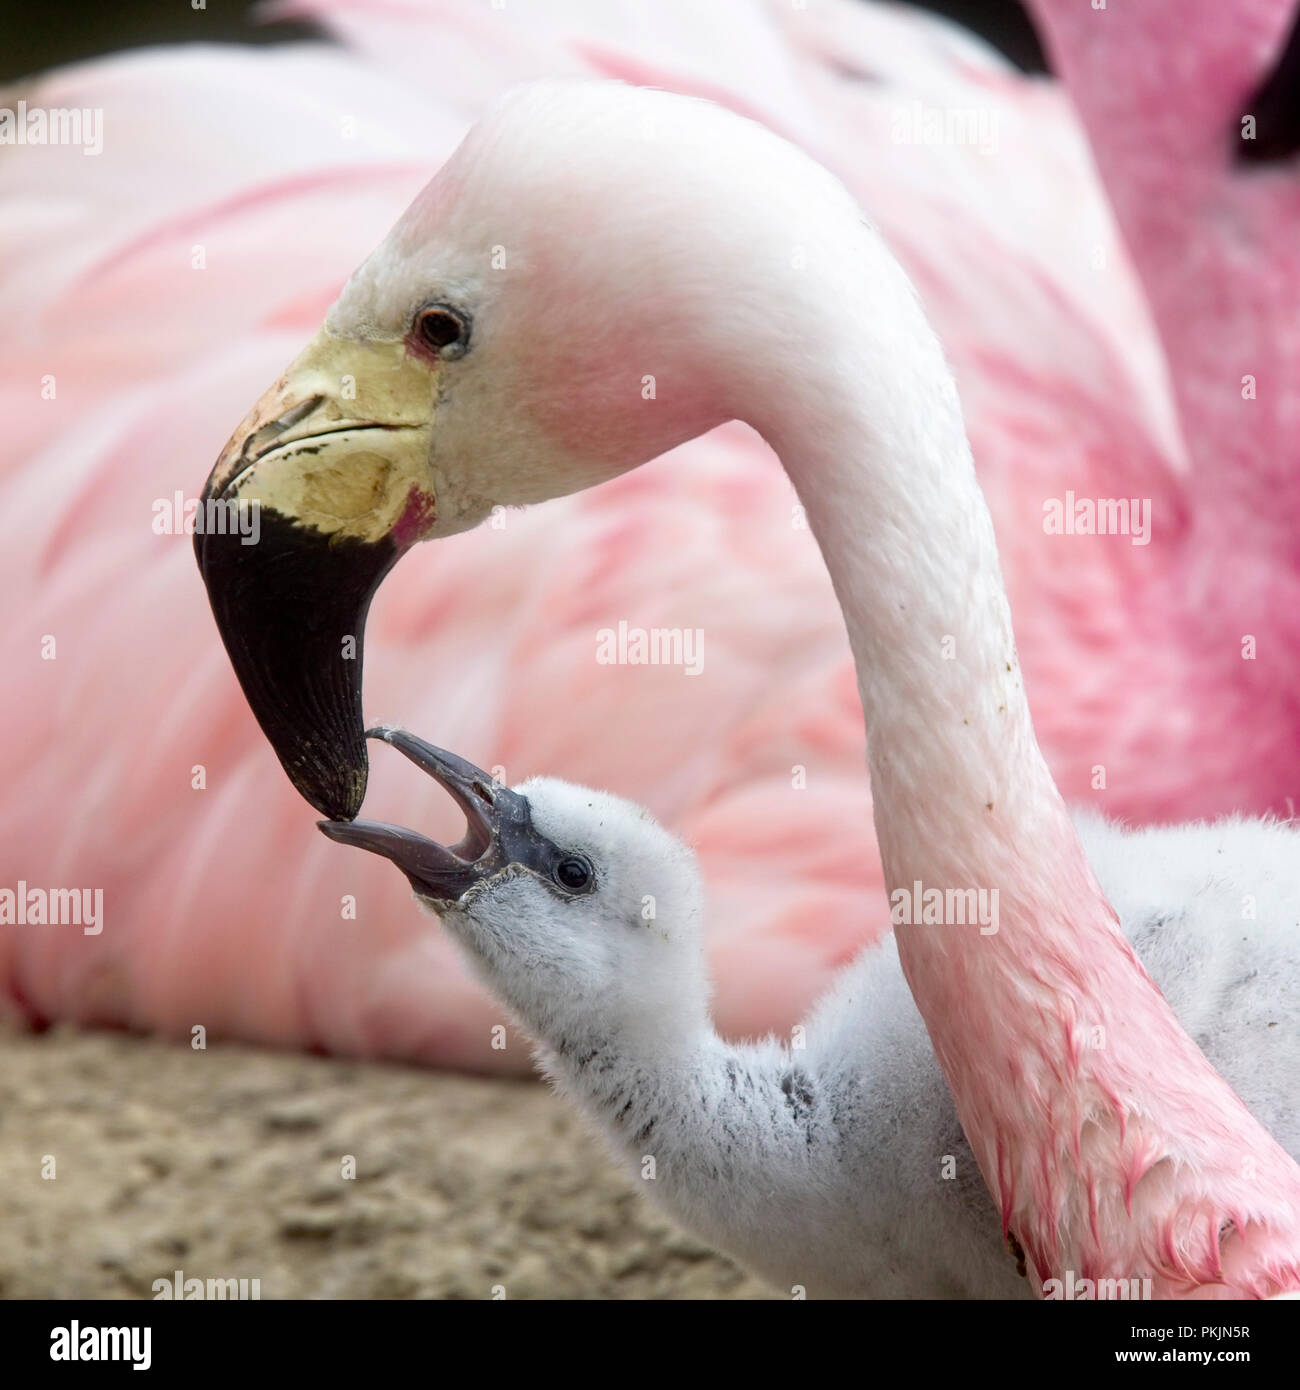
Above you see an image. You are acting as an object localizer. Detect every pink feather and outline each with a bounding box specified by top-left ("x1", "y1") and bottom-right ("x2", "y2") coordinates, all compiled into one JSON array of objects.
[{"x1": 3, "y1": 0, "x2": 1297, "y2": 1086}]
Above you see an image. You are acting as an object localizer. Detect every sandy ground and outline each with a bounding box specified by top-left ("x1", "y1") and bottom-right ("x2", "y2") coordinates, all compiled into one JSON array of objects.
[{"x1": 0, "y1": 1022, "x2": 774, "y2": 1300}]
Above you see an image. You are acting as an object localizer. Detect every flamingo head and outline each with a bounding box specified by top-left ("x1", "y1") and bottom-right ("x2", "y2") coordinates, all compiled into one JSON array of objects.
[
  {"x1": 319, "y1": 726, "x2": 708, "y2": 1041},
  {"x1": 195, "y1": 79, "x2": 833, "y2": 819}
]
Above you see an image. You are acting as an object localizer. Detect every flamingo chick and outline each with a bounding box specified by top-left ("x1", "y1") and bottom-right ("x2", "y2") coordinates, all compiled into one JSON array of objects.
[
  {"x1": 201, "y1": 80, "x2": 1300, "y2": 1295},
  {"x1": 323, "y1": 728, "x2": 1300, "y2": 1300}
]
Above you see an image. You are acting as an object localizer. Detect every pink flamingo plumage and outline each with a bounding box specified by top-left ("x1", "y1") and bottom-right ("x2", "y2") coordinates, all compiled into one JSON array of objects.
[
  {"x1": 4, "y1": 0, "x2": 1299, "y2": 1076},
  {"x1": 222, "y1": 70, "x2": 1300, "y2": 1297}
]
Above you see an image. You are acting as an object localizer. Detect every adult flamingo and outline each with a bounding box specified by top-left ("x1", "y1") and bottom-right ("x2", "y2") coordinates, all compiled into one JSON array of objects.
[
  {"x1": 213, "y1": 80, "x2": 1300, "y2": 1297},
  {"x1": 290, "y1": 0, "x2": 1300, "y2": 822},
  {"x1": 6, "y1": 0, "x2": 1300, "y2": 1066}
]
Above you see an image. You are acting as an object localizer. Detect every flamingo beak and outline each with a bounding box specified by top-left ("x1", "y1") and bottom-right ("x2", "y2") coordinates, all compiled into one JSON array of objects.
[
  {"x1": 318, "y1": 728, "x2": 559, "y2": 902},
  {"x1": 195, "y1": 330, "x2": 442, "y2": 820}
]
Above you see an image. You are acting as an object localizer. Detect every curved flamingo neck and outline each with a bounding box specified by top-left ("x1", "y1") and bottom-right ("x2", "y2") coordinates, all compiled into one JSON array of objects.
[
  {"x1": 746, "y1": 243, "x2": 1088, "y2": 900},
  {"x1": 733, "y1": 228, "x2": 1300, "y2": 1290}
]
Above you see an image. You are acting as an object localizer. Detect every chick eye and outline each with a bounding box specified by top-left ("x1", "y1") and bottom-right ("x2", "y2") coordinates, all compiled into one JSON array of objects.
[
  {"x1": 414, "y1": 303, "x2": 470, "y2": 358},
  {"x1": 554, "y1": 856, "x2": 593, "y2": 892}
]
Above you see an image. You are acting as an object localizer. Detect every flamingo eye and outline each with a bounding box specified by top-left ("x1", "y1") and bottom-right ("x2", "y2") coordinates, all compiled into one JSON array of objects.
[
  {"x1": 414, "y1": 304, "x2": 470, "y2": 358},
  {"x1": 554, "y1": 856, "x2": 593, "y2": 892}
]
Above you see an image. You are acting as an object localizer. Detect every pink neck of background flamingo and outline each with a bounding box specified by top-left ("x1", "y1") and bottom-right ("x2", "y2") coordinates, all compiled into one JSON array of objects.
[
  {"x1": 750, "y1": 222, "x2": 1300, "y2": 1293},
  {"x1": 1017, "y1": 0, "x2": 1300, "y2": 826},
  {"x1": 1029, "y1": 0, "x2": 1300, "y2": 546}
]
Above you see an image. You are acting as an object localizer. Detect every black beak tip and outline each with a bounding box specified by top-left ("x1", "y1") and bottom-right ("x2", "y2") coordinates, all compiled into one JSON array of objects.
[
  {"x1": 304, "y1": 755, "x2": 370, "y2": 823},
  {"x1": 194, "y1": 507, "x2": 399, "y2": 824}
]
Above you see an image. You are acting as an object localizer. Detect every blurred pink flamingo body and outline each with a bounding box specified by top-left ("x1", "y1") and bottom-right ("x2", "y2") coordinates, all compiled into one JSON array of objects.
[{"x1": 3, "y1": 0, "x2": 1299, "y2": 1070}]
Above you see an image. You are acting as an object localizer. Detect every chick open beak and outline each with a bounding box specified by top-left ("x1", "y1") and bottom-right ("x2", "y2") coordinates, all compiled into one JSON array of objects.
[
  {"x1": 194, "y1": 330, "x2": 442, "y2": 821},
  {"x1": 317, "y1": 728, "x2": 547, "y2": 903}
]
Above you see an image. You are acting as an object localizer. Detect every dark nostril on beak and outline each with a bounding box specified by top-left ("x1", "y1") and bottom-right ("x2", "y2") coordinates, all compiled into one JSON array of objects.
[
  {"x1": 243, "y1": 395, "x2": 326, "y2": 456},
  {"x1": 275, "y1": 395, "x2": 326, "y2": 429},
  {"x1": 217, "y1": 396, "x2": 329, "y2": 500}
]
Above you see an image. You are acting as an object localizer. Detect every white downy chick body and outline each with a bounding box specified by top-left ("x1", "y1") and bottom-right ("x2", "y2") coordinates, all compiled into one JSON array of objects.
[{"x1": 433, "y1": 780, "x2": 1300, "y2": 1299}]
